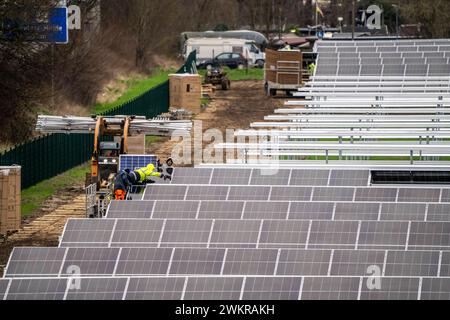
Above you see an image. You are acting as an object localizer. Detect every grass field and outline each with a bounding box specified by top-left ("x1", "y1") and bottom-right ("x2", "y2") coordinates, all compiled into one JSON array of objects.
[
  {"x1": 21, "y1": 164, "x2": 89, "y2": 218},
  {"x1": 92, "y1": 68, "x2": 176, "y2": 115},
  {"x1": 198, "y1": 67, "x2": 264, "y2": 81}
]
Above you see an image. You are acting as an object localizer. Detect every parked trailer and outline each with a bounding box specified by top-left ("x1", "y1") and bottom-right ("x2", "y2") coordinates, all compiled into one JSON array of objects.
[{"x1": 264, "y1": 49, "x2": 303, "y2": 96}]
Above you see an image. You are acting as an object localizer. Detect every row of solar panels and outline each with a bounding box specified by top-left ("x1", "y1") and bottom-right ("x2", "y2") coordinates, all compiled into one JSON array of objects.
[
  {"x1": 161, "y1": 168, "x2": 373, "y2": 187},
  {"x1": 59, "y1": 218, "x2": 450, "y2": 251},
  {"x1": 317, "y1": 46, "x2": 450, "y2": 53},
  {"x1": 318, "y1": 40, "x2": 450, "y2": 47},
  {"x1": 4, "y1": 247, "x2": 450, "y2": 278},
  {"x1": 106, "y1": 200, "x2": 450, "y2": 222},
  {"x1": 2, "y1": 276, "x2": 449, "y2": 300},
  {"x1": 142, "y1": 184, "x2": 450, "y2": 203},
  {"x1": 319, "y1": 52, "x2": 450, "y2": 59},
  {"x1": 320, "y1": 57, "x2": 450, "y2": 65},
  {"x1": 316, "y1": 64, "x2": 450, "y2": 76}
]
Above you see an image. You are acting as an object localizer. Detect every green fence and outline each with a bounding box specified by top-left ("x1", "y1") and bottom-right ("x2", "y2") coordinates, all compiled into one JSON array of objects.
[{"x1": 0, "y1": 51, "x2": 197, "y2": 189}]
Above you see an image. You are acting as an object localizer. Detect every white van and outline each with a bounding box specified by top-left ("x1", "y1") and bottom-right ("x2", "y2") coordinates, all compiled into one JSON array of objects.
[{"x1": 183, "y1": 38, "x2": 266, "y2": 68}]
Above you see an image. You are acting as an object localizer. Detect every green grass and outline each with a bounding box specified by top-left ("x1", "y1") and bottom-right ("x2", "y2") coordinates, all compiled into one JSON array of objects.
[
  {"x1": 92, "y1": 68, "x2": 176, "y2": 114},
  {"x1": 198, "y1": 67, "x2": 264, "y2": 81},
  {"x1": 21, "y1": 164, "x2": 89, "y2": 218}
]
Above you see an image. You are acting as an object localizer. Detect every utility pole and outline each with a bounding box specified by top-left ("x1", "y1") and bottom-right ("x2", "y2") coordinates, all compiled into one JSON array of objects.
[
  {"x1": 393, "y1": 4, "x2": 400, "y2": 39},
  {"x1": 352, "y1": 0, "x2": 355, "y2": 40}
]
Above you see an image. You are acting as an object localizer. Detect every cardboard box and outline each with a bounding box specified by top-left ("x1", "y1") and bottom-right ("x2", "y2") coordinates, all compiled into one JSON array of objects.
[
  {"x1": 0, "y1": 166, "x2": 21, "y2": 235},
  {"x1": 170, "y1": 74, "x2": 202, "y2": 114},
  {"x1": 265, "y1": 49, "x2": 303, "y2": 86}
]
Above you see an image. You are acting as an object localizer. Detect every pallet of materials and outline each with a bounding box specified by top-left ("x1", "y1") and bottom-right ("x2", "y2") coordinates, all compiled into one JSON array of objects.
[
  {"x1": 265, "y1": 49, "x2": 303, "y2": 86},
  {"x1": 169, "y1": 73, "x2": 202, "y2": 114},
  {"x1": 0, "y1": 166, "x2": 21, "y2": 235}
]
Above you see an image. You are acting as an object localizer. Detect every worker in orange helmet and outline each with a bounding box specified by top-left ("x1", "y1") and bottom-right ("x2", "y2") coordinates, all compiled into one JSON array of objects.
[{"x1": 113, "y1": 163, "x2": 171, "y2": 200}]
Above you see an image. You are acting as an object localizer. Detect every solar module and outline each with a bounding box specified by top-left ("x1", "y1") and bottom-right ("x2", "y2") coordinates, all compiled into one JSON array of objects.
[
  {"x1": 223, "y1": 249, "x2": 278, "y2": 275},
  {"x1": 300, "y1": 277, "x2": 360, "y2": 300},
  {"x1": 242, "y1": 277, "x2": 302, "y2": 300},
  {"x1": 330, "y1": 250, "x2": 385, "y2": 276},
  {"x1": 359, "y1": 278, "x2": 420, "y2": 300},
  {"x1": 169, "y1": 248, "x2": 225, "y2": 275},
  {"x1": 184, "y1": 277, "x2": 243, "y2": 300},
  {"x1": 6, "y1": 278, "x2": 68, "y2": 300},
  {"x1": 198, "y1": 201, "x2": 244, "y2": 220},
  {"x1": 384, "y1": 251, "x2": 440, "y2": 277},
  {"x1": 115, "y1": 248, "x2": 173, "y2": 276},
  {"x1": 125, "y1": 277, "x2": 184, "y2": 300},
  {"x1": 277, "y1": 250, "x2": 332, "y2": 276},
  {"x1": 0, "y1": 279, "x2": 9, "y2": 300},
  {"x1": 65, "y1": 278, "x2": 128, "y2": 300},
  {"x1": 61, "y1": 248, "x2": 120, "y2": 277},
  {"x1": 119, "y1": 155, "x2": 158, "y2": 172},
  {"x1": 5, "y1": 248, "x2": 66, "y2": 278}
]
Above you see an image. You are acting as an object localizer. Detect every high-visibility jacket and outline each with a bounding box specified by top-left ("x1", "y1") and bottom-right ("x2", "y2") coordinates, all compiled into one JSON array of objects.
[{"x1": 134, "y1": 164, "x2": 162, "y2": 183}]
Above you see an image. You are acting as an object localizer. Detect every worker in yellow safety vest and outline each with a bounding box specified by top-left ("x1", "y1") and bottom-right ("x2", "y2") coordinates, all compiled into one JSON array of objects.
[
  {"x1": 114, "y1": 164, "x2": 171, "y2": 200},
  {"x1": 308, "y1": 63, "x2": 316, "y2": 76}
]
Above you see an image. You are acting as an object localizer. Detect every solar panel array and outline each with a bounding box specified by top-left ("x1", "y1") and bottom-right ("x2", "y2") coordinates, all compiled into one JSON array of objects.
[
  {"x1": 2, "y1": 167, "x2": 450, "y2": 300},
  {"x1": 315, "y1": 39, "x2": 450, "y2": 76},
  {"x1": 3, "y1": 40, "x2": 450, "y2": 301}
]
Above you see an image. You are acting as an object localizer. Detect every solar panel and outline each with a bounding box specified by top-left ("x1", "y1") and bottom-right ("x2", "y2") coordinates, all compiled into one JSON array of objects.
[
  {"x1": 5, "y1": 278, "x2": 67, "y2": 300},
  {"x1": 288, "y1": 202, "x2": 334, "y2": 220},
  {"x1": 171, "y1": 168, "x2": 212, "y2": 185},
  {"x1": 186, "y1": 186, "x2": 228, "y2": 201},
  {"x1": 442, "y1": 190, "x2": 450, "y2": 202},
  {"x1": 169, "y1": 248, "x2": 225, "y2": 275},
  {"x1": 329, "y1": 170, "x2": 369, "y2": 187},
  {"x1": 211, "y1": 220, "x2": 261, "y2": 248},
  {"x1": 143, "y1": 185, "x2": 187, "y2": 201},
  {"x1": 115, "y1": 248, "x2": 172, "y2": 276},
  {"x1": 107, "y1": 201, "x2": 154, "y2": 219},
  {"x1": 210, "y1": 169, "x2": 252, "y2": 185},
  {"x1": 409, "y1": 222, "x2": 450, "y2": 250},
  {"x1": 427, "y1": 204, "x2": 450, "y2": 222},
  {"x1": 270, "y1": 187, "x2": 312, "y2": 201},
  {"x1": 405, "y1": 64, "x2": 428, "y2": 76},
  {"x1": 119, "y1": 155, "x2": 158, "y2": 172},
  {"x1": 65, "y1": 277, "x2": 128, "y2": 300},
  {"x1": 334, "y1": 203, "x2": 380, "y2": 221},
  {"x1": 301, "y1": 277, "x2": 360, "y2": 300},
  {"x1": 125, "y1": 277, "x2": 184, "y2": 300},
  {"x1": 312, "y1": 187, "x2": 355, "y2": 202},
  {"x1": 397, "y1": 188, "x2": 441, "y2": 203},
  {"x1": 259, "y1": 220, "x2": 310, "y2": 249},
  {"x1": 243, "y1": 277, "x2": 302, "y2": 300},
  {"x1": 358, "y1": 221, "x2": 409, "y2": 250},
  {"x1": 384, "y1": 251, "x2": 440, "y2": 277},
  {"x1": 228, "y1": 186, "x2": 271, "y2": 201},
  {"x1": 354, "y1": 188, "x2": 397, "y2": 202},
  {"x1": 330, "y1": 250, "x2": 385, "y2": 276},
  {"x1": 380, "y1": 203, "x2": 427, "y2": 221},
  {"x1": 112, "y1": 219, "x2": 164, "y2": 247},
  {"x1": 62, "y1": 248, "x2": 120, "y2": 277},
  {"x1": 0, "y1": 279, "x2": 10, "y2": 300},
  {"x1": 309, "y1": 221, "x2": 359, "y2": 249},
  {"x1": 152, "y1": 201, "x2": 199, "y2": 219},
  {"x1": 161, "y1": 220, "x2": 212, "y2": 248},
  {"x1": 198, "y1": 201, "x2": 244, "y2": 220},
  {"x1": 184, "y1": 277, "x2": 243, "y2": 300},
  {"x1": 223, "y1": 249, "x2": 278, "y2": 275},
  {"x1": 250, "y1": 169, "x2": 290, "y2": 186},
  {"x1": 421, "y1": 279, "x2": 450, "y2": 300},
  {"x1": 359, "y1": 278, "x2": 420, "y2": 300},
  {"x1": 60, "y1": 219, "x2": 115, "y2": 248},
  {"x1": 243, "y1": 202, "x2": 289, "y2": 220},
  {"x1": 5, "y1": 248, "x2": 66, "y2": 278},
  {"x1": 290, "y1": 170, "x2": 330, "y2": 186},
  {"x1": 277, "y1": 250, "x2": 331, "y2": 276}
]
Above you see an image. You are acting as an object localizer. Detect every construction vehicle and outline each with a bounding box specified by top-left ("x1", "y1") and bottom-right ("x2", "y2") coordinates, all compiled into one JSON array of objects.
[
  {"x1": 36, "y1": 115, "x2": 192, "y2": 217},
  {"x1": 204, "y1": 63, "x2": 231, "y2": 90}
]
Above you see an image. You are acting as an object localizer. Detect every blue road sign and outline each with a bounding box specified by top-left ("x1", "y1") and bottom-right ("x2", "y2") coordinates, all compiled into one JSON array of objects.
[
  {"x1": 47, "y1": 7, "x2": 68, "y2": 44},
  {"x1": 0, "y1": 7, "x2": 68, "y2": 44}
]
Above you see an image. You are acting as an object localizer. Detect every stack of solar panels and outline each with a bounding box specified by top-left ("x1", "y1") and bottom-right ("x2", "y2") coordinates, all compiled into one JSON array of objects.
[{"x1": 2, "y1": 167, "x2": 450, "y2": 300}]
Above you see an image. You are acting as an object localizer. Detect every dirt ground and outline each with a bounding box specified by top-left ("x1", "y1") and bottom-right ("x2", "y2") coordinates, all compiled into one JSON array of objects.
[{"x1": 0, "y1": 80, "x2": 284, "y2": 277}]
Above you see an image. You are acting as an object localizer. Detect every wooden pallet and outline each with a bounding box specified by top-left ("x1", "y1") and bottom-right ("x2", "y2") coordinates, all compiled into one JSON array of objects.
[
  {"x1": 7, "y1": 195, "x2": 86, "y2": 242},
  {"x1": 202, "y1": 84, "x2": 216, "y2": 98}
]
